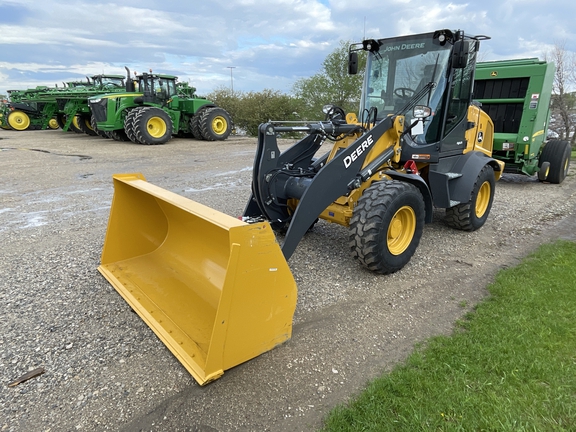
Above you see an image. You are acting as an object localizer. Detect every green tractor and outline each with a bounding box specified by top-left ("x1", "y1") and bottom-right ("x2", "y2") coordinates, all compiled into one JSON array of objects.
[
  {"x1": 54, "y1": 74, "x2": 126, "y2": 136},
  {"x1": 474, "y1": 58, "x2": 571, "y2": 184},
  {"x1": 88, "y1": 69, "x2": 232, "y2": 144}
]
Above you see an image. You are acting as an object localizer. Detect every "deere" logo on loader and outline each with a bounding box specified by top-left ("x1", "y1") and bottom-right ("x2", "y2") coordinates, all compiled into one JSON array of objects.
[{"x1": 343, "y1": 135, "x2": 375, "y2": 168}]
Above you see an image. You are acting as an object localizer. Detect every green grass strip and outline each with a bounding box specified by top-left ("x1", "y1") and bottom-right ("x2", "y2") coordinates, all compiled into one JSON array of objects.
[{"x1": 322, "y1": 240, "x2": 576, "y2": 431}]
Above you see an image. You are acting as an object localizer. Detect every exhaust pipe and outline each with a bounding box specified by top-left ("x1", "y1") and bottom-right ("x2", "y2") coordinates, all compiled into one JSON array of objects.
[{"x1": 125, "y1": 66, "x2": 135, "y2": 92}]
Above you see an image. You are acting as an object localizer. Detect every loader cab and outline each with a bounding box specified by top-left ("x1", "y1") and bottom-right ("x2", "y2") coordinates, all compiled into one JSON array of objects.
[{"x1": 353, "y1": 30, "x2": 483, "y2": 159}]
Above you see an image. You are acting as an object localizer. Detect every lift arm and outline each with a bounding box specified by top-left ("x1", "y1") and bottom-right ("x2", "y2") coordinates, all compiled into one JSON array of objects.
[{"x1": 244, "y1": 115, "x2": 398, "y2": 260}]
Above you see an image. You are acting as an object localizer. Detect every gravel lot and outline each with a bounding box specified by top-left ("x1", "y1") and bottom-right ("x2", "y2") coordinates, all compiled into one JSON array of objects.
[{"x1": 1, "y1": 129, "x2": 575, "y2": 431}]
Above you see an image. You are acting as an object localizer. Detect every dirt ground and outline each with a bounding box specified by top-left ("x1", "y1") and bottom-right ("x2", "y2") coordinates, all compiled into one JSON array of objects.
[{"x1": 1, "y1": 129, "x2": 575, "y2": 431}]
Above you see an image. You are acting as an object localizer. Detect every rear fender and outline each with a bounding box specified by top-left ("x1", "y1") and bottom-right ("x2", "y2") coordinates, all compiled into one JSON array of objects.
[{"x1": 428, "y1": 151, "x2": 501, "y2": 208}]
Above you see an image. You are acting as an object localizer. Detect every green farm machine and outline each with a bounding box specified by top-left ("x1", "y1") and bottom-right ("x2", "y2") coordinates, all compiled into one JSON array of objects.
[
  {"x1": 474, "y1": 58, "x2": 571, "y2": 183},
  {"x1": 1, "y1": 86, "x2": 60, "y2": 131},
  {"x1": 89, "y1": 69, "x2": 232, "y2": 144},
  {"x1": 55, "y1": 74, "x2": 125, "y2": 135},
  {"x1": 0, "y1": 74, "x2": 126, "y2": 133}
]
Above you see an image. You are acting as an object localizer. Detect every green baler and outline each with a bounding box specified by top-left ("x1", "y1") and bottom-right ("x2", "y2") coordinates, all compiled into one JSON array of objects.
[{"x1": 474, "y1": 58, "x2": 571, "y2": 183}]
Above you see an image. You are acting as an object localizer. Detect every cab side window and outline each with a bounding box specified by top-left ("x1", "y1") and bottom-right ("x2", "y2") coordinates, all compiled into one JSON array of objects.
[{"x1": 444, "y1": 42, "x2": 476, "y2": 137}]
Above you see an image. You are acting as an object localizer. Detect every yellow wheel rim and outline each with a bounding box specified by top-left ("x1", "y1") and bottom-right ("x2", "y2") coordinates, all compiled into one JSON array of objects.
[
  {"x1": 8, "y1": 111, "x2": 30, "y2": 131},
  {"x1": 84, "y1": 117, "x2": 94, "y2": 131},
  {"x1": 72, "y1": 116, "x2": 81, "y2": 129},
  {"x1": 387, "y1": 205, "x2": 416, "y2": 256},
  {"x1": 564, "y1": 157, "x2": 570, "y2": 173},
  {"x1": 147, "y1": 116, "x2": 167, "y2": 138},
  {"x1": 211, "y1": 115, "x2": 228, "y2": 135},
  {"x1": 48, "y1": 118, "x2": 59, "y2": 129},
  {"x1": 475, "y1": 181, "x2": 491, "y2": 218}
]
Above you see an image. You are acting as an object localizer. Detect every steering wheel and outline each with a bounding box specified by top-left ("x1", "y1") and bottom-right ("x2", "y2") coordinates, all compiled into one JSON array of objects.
[{"x1": 394, "y1": 87, "x2": 415, "y2": 98}]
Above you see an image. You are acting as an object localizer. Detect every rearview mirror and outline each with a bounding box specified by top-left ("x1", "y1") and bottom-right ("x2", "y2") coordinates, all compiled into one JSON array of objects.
[
  {"x1": 348, "y1": 52, "x2": 358, "y2": 75},
  {"x1": 451, "y1": 40, "x2": 470, "y2": 69}
]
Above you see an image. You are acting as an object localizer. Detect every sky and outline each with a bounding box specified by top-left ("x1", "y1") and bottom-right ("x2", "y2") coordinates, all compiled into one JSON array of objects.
[{"x1": 0, "y1": 0, "x2": 575, "y2": 97}]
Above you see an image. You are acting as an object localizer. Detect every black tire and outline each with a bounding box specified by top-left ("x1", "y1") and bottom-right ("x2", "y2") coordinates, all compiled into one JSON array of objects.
[
  {"x1": 56, "y1": 114, "x2": 82, "y2": 133},
  {"x1": 56, "y1": 114, "x2": 69, "y2": 131},
  {"x1": 538, "y1": 161, "x2": 550, "y2": 182},
  {"x1": 69, "y1": 115, "x2": 83, "y2": 134},
  {"x1": 123, "y1": 108, "x2": 141, "y2": 143},
  {"x1": 349, "y1": 180, "x2": 425, "y2": 274},
  {"x1": 445, "y1": 164, "x2": 495, "y2": 231},
  {"x1": 109, "y1": 129, "x2": 131, "y2": 141},
  {"x1": 132, "y1": 107, "x2": 173, "y2": 145},
  {"x1": 76, "y1": 115, "x2": 98, "y2": 136},
  {"x1": 90, "y1": 115, "x2": 109, "y2": 138},
  {"x1": 199, "y1": 107, "x2": 232, "y2": 141},
  {"x1": 539, "y1": 140, "x2": 571, "y2": 184},
  {"x1": 190, "y1": 108, "x2": 207, "y2": 140}
]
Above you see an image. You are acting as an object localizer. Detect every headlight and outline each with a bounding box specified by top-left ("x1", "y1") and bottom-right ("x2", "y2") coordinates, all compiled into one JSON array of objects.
[
  {"x1": 91, "y1": 98, "x2": 102, "y2": 104},
  {"x1": 413, "y1": 105, "x2": 432, "y2": 119}
]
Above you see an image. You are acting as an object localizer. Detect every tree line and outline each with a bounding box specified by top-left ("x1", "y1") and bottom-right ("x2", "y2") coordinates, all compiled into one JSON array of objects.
[
  {"x1": 2, "y1": 41, "x2": 574, "y2": 144},
  {"x1": 207, "y1": 41, "x2": 364, "y2": 136},
  {"x1": 207, "y1": 41, "x2": 575, "y2": 146},
  {"x1": 546, "y1": 41, "x2": 576, "y2": 145}
]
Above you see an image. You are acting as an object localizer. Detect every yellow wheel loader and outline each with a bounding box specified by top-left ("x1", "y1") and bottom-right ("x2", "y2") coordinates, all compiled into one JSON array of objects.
[{"x1": 98, "y1": 29, "x2": 504, "y2": 385}]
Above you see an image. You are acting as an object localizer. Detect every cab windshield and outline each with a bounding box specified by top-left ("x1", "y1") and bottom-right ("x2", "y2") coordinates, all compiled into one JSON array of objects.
[
  {"x1": 138, "y1": 77, "x2": 177, "y2": 98},
  {"x1": 100, "y1": 77, "x2": 124, "y2": 87},
  {"x1": 361, "y1": 33, "x2": 452, "y2": 121}
]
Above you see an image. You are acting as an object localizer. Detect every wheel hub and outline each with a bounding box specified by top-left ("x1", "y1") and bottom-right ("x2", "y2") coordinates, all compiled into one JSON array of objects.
[
  {"x1": 147, "y1": 117, "x2": 167, "y2": 138},
  {"x1": 475, "y1": 181, "x2": 491, "y2": 218},
  {"x1": 211, "y1": 116, "x2": 227, "y2": 135},
  {"x1": 387, "y1": 206, "x2": 416, "y2": 256},
  {"x1": 8, "y1": 111, "x2": 30, "y2": 131}
]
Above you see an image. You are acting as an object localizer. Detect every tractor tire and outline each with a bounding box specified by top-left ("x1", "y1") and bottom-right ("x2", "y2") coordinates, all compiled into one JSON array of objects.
[
  {"x1": 109, "y1": 129, "x2": 131, "y2": 142},
  {"x1": 537, "y1": 161, "x2": 550, "y2": 182},
  {"x1": 190, "y1": 108, "x2": 207, "y2": 140},
  {"x1": 445, "y1": 164, "x2": 495, "y2": 231},
  {"x1": 57, "y1": 114, "x2": 82, "y2": 133},
  {"x1": 90, "y1": 115, "x2": 109, "y2": 138},
  {"x1": 7, "y1": 110, "x2": 31, "y2": 131},
  {"x1": 123, "y1": 108, "x2": 142, "y2": 143},
  {"x1": 76, "y1": 115, "x2": 98, "y2": 136},
  {"x1": 199, "y1": 107, "x2": 232, "y2": 141},
  {"x1": 349, "y1": 180, "x2": 425, "y2": 274},
  {"x1": 56, "y1": 114, "x2": 71, "y2": 131},
  {"x1": 539, "y1": 140, "x2": 571, "y2": 184},
  {"x1": 71, "y1": 116, "x2": 83, "y2": 134},
  {"x1": 132, "y1": 107, "x2": 173, "y2": 145}
]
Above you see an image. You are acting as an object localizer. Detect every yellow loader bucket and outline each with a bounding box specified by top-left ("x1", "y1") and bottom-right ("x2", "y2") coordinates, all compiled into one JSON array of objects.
[{"x1": 98, "y1": 174, "x2": 297, "y2": 385}]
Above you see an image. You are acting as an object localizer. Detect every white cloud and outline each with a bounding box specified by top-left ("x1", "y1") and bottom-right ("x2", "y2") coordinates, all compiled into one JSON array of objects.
[{"x1": 0, "y1": 0, "x2": 575, "y2": 96}]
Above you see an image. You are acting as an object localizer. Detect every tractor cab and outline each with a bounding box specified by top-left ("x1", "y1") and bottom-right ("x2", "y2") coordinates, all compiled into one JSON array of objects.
[
  {"x1": 90, "y1": 74, "x2": 125, "y2": 89},
  {"x1": 136, "y1": 73, "x2": 178, "y2": 104}
]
